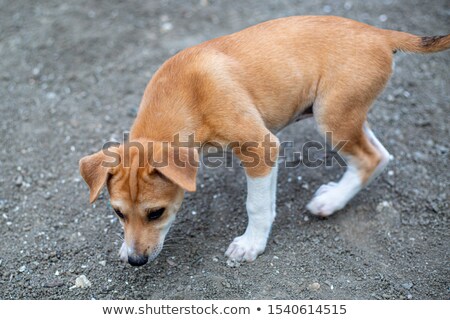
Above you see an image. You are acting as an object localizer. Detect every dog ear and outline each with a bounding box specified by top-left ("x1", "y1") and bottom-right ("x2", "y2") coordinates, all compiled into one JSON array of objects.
[
  {"x1": 154, "y1": 146, "x2": 199, "y2": 192},
  {"x1": 79, "y1": 148, "x2": 119, "y2": 203}
]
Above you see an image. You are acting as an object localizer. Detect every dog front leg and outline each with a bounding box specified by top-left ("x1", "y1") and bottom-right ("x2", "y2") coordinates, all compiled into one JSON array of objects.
[
  {"x1": 225, "y1": 168, "x2": 276, "y2": 262},
  {"x1": 225, "y1": 134, "x2": 279, "y2": 263}
]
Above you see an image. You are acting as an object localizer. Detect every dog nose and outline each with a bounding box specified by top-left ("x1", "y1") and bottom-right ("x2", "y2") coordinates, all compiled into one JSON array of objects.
[{"x1": 128, "y1": 254, "x2": 148, "y2": 267}]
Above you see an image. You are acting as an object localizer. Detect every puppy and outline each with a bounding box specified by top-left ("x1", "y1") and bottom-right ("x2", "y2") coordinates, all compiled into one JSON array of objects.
[{"x1": 80, "y1": 16, "x2": 449, "y2": 266}]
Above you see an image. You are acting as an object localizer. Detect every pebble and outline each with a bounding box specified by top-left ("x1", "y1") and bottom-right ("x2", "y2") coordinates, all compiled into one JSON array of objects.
[
  {"x1": 0, "y1": 199, "x2": 7, "y2": 210},
  {"x1": 127, "y1": 107, "x2": 138, "y2": 118},
  {"x1": 99, "y1": 260, "x2": 106, "y2": 267},
  {"x1": 166, "y1": 257, "x2": 177, "y2": 267},
  {"x1": 435, "y1": 144, "x2": 449, "y2": 154},
  {"x1": 70, "y1": 275, "x2": 92, "y2": 289},
  {"x1": 376, "y1": 201, "x2": 391, "y2": 212},
  {"x1": 308, "y1": 282, "x2": 320, "y2": 291},
  {"x1": 46, "y1": 92, "x2": 57, "y2": 100},
  {"x1": 226, "y1": 259, "x2": 240, "y2": 268},
  {"x1": 401, "y1": 282, "x2": 413, "y2": 290},
  {"x1": 14, "y1": 175, "x2": 23, "y2": 187},
  {"x1": 19, "y1": 265, "x2": 26, "y2": 273},
  {"x1": 160, "y1": 22, "x2": 173, "y2": 33},
  {"x1": 379, "y1": 14, "x2": 388, "y2": 22}
]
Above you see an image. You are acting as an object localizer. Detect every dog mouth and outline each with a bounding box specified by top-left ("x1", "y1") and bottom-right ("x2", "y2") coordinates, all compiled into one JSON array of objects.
[{"x1": 119, "y1": 242, "x2": 164, "y2": 267}]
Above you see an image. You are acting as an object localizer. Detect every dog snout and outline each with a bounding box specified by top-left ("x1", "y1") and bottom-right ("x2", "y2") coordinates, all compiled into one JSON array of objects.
[{"x1": 128, "y1": 254, "x2": 149, "y2": 267}]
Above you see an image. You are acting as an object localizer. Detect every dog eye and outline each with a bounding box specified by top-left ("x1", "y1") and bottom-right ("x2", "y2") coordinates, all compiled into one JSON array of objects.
[
  {"x1": 113, "y1": 208, "x2": 125, "y2": 219},
  {"x1": 147, "y1": 208, "x2": 165, "y2": 221}
]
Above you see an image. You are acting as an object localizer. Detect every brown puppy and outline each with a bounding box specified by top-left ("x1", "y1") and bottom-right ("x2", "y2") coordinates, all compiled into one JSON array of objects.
[{"x1": 80, "y1": 16, "x2": 449, "y2": 266}]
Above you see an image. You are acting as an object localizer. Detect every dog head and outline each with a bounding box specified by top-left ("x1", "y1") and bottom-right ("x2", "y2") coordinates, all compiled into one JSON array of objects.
[{"x1": 79, "y1": 141, "x2": 198, "y2": 266}]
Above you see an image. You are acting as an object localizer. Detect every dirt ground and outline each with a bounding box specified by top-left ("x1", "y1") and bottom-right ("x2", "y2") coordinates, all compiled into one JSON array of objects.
[{"x1": 0, "y1": 0, "x2": 448, "y2": 300}]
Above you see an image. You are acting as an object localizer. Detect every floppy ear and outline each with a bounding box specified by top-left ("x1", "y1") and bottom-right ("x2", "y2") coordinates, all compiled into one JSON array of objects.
[
  {"x1": 154, "y1": 146, "x2": 199, "y2": 192},
  {"x1": 79, "y1": 149, "x2": 118, "y2": 203}
]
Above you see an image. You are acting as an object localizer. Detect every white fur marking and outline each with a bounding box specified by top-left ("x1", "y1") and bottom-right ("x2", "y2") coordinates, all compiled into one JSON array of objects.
[
  {"x1": 307, "y1": 124, "x2": 390, "y2": 216},
  {"x1": 225, "y1": 167, "x2": 277, "y2": 262},
  {"x1": 307, "y1": 161, "x2": 362, "y2": 216},
  {"x1": 119, "y1": 242, "x2": 128, "y2": 262},
  {"x1": 364, "y1": 124, "x2": 390, "y2": 184}
]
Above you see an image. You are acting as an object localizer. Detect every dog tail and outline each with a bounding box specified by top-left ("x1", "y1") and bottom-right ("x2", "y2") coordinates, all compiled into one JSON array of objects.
[{"x1": 386, "y1": 30, "x2": 450, "y2": 53}]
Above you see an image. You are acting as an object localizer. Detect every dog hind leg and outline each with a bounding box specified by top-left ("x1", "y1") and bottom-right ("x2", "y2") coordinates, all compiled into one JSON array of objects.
[{"x1": 307, "y1": 100, "x2": 390, "y2": 216}]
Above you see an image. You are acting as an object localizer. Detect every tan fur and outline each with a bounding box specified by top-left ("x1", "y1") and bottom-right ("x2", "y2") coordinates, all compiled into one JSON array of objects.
[{"x1": 80, "y1": 16, "x2": 449, "y2": 261}]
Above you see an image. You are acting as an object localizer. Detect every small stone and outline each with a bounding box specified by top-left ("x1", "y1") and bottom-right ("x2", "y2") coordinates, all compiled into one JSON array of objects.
[
  {"x1": 212, "y1": 257, "x2": 219, "y2": 262},
  {"x1": 14, "y1": 175, "x2": 23, "y2": 187},
  {"x1": 226, "y1": 259, "x2": 240, "y2": 268},
  {"x1": 376, "y1": 201, "x2": 390, "y2": 212},
  {"x1": 435, "y1": 144, "x2": 449, "y2": 154},
  {"x1": 379, "y1": 14, "x2": 388, "y2": 22},
  {"x1": 166, "y1": 257, "x2": 177, "y2": 267},
  {"x1": 32, "y1": 67, "x2": 40, "y2": 76},
  {"x1": 46, "y1": 92, "x2": 57, "y2": 100},
  {"x1": 402, "y1": 282, "x2": 413, "y2": 290},
  {"x1": 19, "y1": 265, "x2": 26, "y2": 273},
  {"x1": 160, "y1": 22, "x2": 173, "y2": 33},
  {"x1": 70, "y1": 275, "x2": 92, "y2": 289},
  {"x1": 127, "y1": 107, "x2": 138, "y2": 118},
  {"x1": 0, "y1": 199, "x2": 7, "y2": 210},
  {"x1": 99, "y1": 260, "x2": 106, "y2": 267},
  {"x1": 308, "y1": 282, "x2": 320, "y2": 291}
]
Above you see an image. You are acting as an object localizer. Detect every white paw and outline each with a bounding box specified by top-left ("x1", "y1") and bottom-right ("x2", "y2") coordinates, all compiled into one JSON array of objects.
[
  {"x1": 306, "y1": 183, "x2": 346, "y2": 217},
  {"x1": 225, "y1": 235, "x2": 267, "y2": 262},
  {"x1": 315, "y1": 182, "x2": 338, "y2": 196},
  {"x1": 119, "y1": 242, "x2": 128, "y2": 262}
]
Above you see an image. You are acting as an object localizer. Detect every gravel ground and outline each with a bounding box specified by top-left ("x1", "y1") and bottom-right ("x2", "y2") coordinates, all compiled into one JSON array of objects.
[{"x1": 0, "y1": 0, "x2": 449, "y2": 300}]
